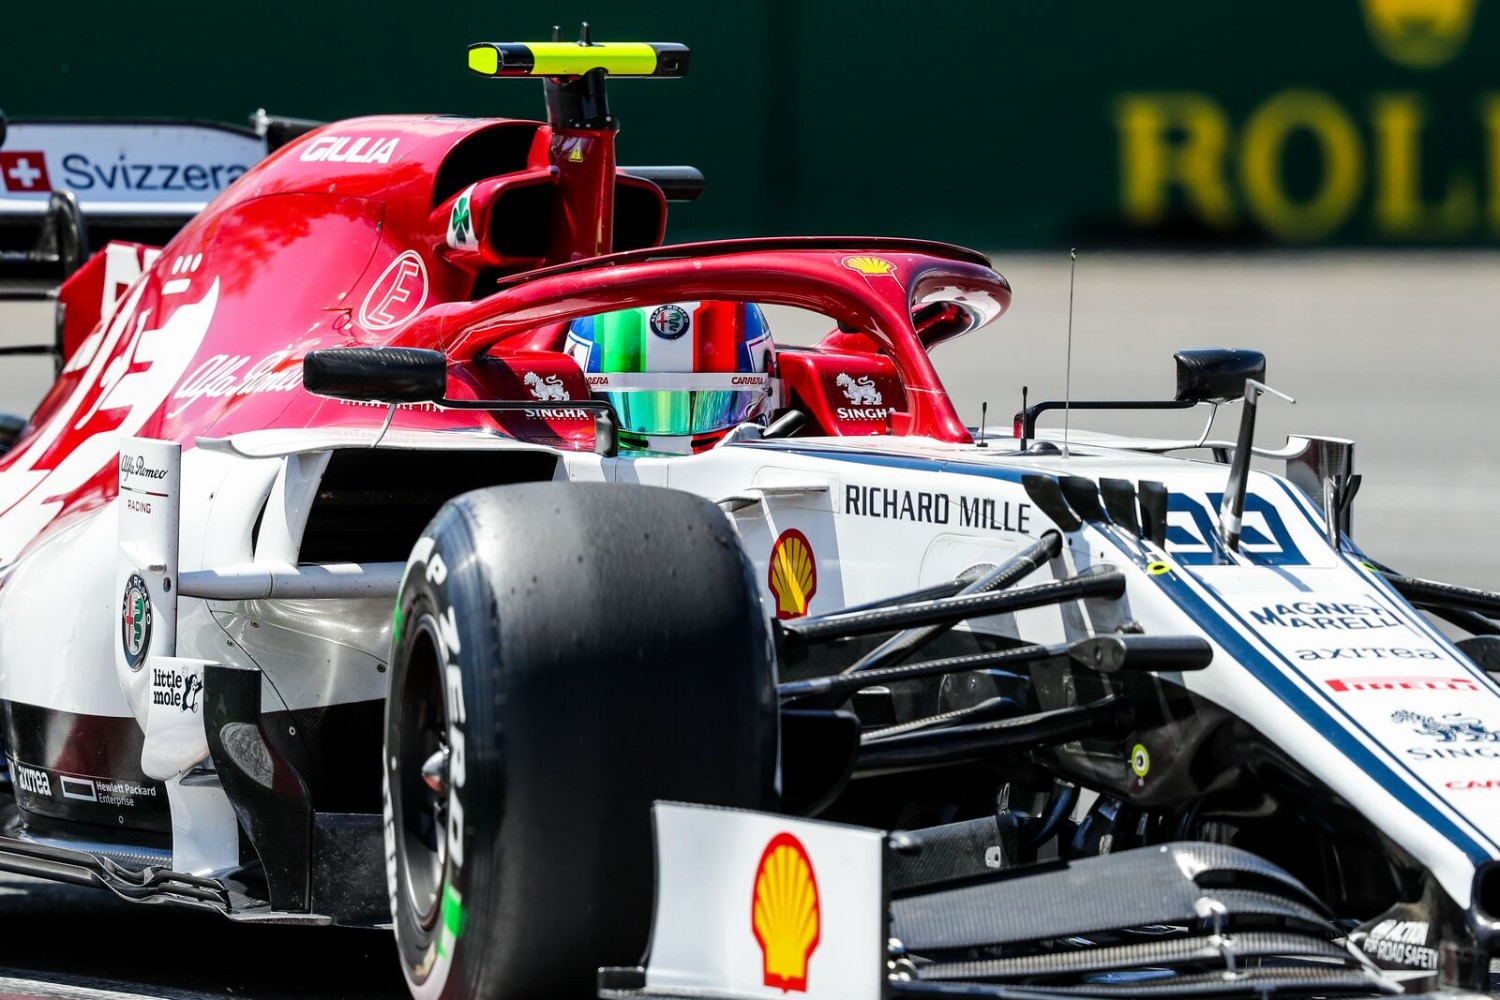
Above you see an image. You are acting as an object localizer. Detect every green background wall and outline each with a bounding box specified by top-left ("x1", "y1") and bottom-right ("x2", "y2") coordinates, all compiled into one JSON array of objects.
[{"x1": 4, "y1": 0, "x2": 1496, "y2": 248}]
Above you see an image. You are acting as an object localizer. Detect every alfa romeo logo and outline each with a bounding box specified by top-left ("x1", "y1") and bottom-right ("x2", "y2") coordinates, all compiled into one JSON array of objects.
[
  {"x1": 121, "y1": 573, "x2": 153, "y2": 672},
  {"x1": 649, "y1": 304, "x2": 690, "y2": 340}
]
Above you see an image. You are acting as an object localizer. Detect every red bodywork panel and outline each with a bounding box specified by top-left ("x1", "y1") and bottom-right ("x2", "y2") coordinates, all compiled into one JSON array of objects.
[{"x1": 0, "y1": 113, "x2": 1011, "y2": 564}]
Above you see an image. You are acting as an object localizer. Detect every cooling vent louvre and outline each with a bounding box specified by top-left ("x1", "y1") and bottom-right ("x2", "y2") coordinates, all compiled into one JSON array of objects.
[{"x1": 296, "y1": 449, "x2": 559, "y2": 564}]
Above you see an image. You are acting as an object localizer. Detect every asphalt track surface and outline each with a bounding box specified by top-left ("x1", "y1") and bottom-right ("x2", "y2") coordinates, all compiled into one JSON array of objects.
[{"x1": 0, "y1": 250, "x2": 1495, "y2": 998}]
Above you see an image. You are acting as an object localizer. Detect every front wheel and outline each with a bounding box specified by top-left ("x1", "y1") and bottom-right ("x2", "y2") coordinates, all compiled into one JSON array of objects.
[{"x1": 384, "y1": 482, "x2": 779, "y2": 1000}]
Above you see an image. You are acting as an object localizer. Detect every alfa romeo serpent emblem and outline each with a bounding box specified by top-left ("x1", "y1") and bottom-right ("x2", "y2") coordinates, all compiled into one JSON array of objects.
[{"x1": 121, "y1": 573, "x2": 153, "y2": 672}]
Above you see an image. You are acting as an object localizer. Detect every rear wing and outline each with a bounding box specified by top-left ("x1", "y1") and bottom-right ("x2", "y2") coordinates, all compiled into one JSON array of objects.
[{"x1": 0, "y1": 110, "x2": 316, "y2": 295}]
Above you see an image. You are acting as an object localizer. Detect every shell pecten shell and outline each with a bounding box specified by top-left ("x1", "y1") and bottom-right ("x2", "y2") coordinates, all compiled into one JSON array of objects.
[
  {"x1": 752, "y1": 832, "x2": 821, "y2": 992},
  {"x1": 842, "y1": 255, "x2": 896, "y2": 276},
  {"x1": 768, "y1": 530, "x2": 817, "y2": 620}
]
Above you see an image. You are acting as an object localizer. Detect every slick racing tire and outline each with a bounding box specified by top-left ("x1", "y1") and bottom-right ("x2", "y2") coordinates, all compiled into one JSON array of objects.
[{"x1": 384, "y1": 482, "x2": 779, "y2": 1000}]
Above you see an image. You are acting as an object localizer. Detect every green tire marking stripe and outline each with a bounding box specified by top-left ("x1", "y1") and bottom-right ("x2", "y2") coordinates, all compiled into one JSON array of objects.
[{"x1": 437, "y1": 883, "x2": 464, "y2": 958}]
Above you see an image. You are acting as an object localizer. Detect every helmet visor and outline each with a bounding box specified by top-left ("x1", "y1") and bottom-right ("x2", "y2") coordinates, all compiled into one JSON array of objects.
[{"x1": 588, "y1": 373, "x2": 771, "y2": 437}]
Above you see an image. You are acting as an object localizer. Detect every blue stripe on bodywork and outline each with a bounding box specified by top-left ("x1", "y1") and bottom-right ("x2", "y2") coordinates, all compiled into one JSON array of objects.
[
  {"x1": 745, "y1": 441, "x2": 1499, "y2": 862},
  {"x1": 1137, "y1": 559, "x2": 1498, "y2": 862}
]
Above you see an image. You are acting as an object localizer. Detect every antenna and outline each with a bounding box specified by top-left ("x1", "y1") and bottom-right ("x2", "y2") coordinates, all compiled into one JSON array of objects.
[
  {"x1": 1063, "y1": 248, "x2": 1078, "y2": 458},
  {"x1": 1017, "y1": 385, "x2": 1029, "y2": 449},
  {"x1": 1219, "y1": 378, "x2": 1295, "y2": 554},
  {"x1": 977, "y1": 401, "x2": 988, "y2": 447}
]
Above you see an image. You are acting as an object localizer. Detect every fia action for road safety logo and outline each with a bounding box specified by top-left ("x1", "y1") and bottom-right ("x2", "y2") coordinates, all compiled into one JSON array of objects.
[
  {"x1": 121, "y1": 573, "x2": 153, "y2": 672},
  {"x1": 752, "y1": 832, "x2": 821, "y2": 992}
]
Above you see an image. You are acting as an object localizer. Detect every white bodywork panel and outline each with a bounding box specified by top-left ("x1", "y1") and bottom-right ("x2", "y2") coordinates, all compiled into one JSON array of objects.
[{"x1": 645, "y1": 802, "x2": 886, "y2": 1000}]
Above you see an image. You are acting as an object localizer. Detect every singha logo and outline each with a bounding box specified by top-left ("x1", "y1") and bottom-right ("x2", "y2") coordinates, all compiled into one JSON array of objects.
[
  {"x1": 1392, "y1": 709, "x2": 1500, "y2": 742},
  {"x1": 836, "y1": 373, "x2": 882, "y2": 406},
  {"x1": 1360, "y1": 0, "x2": 1476, "y2": 68},
  {"x1": 523, "y1": 371, "x2": 570, "y2": 401}
]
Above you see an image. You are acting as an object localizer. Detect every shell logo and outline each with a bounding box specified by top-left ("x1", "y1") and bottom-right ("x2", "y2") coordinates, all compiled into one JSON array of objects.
[
  {"x1": 1360, "y1": 0, "x2": 1475, "y2": 68},
  {"x1": 768, "y1": 529, "x2": 817, "y2": 620},
  {"x1": 751, "y1": 832, "x2": 821, "y2": 992},
  {"x1": 841, "y1": 255, "x2": 896, "y2": 276}
]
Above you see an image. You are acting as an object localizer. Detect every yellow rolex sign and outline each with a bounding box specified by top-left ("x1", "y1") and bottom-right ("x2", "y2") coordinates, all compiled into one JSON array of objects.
[
  {"x1": 1362, "y1": 0, "x2": 1477, "y2": 67},
  {"x1": 1109, "y1": 1, "x2": 1495, "y2": 243},
  {"x1": 1, "y1": 0, "x2": 1496, "y2": 248}
]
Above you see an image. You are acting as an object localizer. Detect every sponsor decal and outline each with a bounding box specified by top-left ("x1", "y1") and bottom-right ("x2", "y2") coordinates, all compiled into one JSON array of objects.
[
  {"x1": 1408, "y1": 746, "x2": 1500, "y2": 760},
  {"x1": 835, "y1": 373, "x2": 883, "y2": 406},
  {"x1": 1129, "y1": 743, "x2": 1151, "y2": 778},
  {"x1": 841, "y1": 255, "x2": 895, "y2": 276},
  {"x1": 1447, "y1": 780, "x2": 1500, "y2": 790},
  {"x1": 338, "y1": 399, "x2": 441, "y2": 413},
  {"x1": 151, "y1": 665, "x2": 203, "y2": 714},
  {"x1": 57, "y1": 155, "x2": 247, "y2": 193},
  {"x1": 120, "y1": 573, "x2": 153, "y2": 672},
  {"x1": 649, "y1": 304, "x2": 690, "y2": 340},
  {"x1": 1359, "y1": 918, "x2": 1438, "y2": 970},
  {"x1": 522, "y1": 371, "x2": 570, "y2": 401},
  {"x1": 522, "y1": 408, "x2": 591, "y2": 420},
  {"x1": 1394, "y1": 709, "x2": 1500, "y2": 743},
  {"x1": 845, "y1": 485, "x2": 1032, "y2": 534},
  {"x1": 1361, "y1": 0, "x2": 1474, "y2": 68},
  {"x1": 0, "y1": 151, "x2": 52, "y2": 192},
  {"x1": 751, "y1": 832, "x2": 821, "y2": 993},
  {"x1": 837, "y1": 408, "x2": 895, "y2": 421},
  {"x1": 298, "y1": 135, "x2": 400, "y2": 165},
  {"x1": 358, "y1": 251, "x2": 429, "y2": 331},
  {"x1": 94, "y1": 778, "x2": 157, "y2": 809},
  {"x1": 1167, "y1": 493, "x2": 1305, "y2": 566},
  {"x1": 768, "y1": 530, "x2": 817, "y2": 621},
  {"x1": 60, "y1": 776, "x2": 98, "y2": 802},
  {"x1": 447, "y1": 183, "x2": 478, "y2": 251},
  {"x1": 169, "y1": 350, "x2": 304, "y2": 417},
  {"x1": 14, "y1": 762, "x2": 51, "y2": 797},
  {"x1": 1247, "y1": 600, "x2": 1400, "y2": 630},
  {"x1": 1326, "y1": 675, "x2": 1475, "y2": 691},
  {"x1": 1300, "y1": 647, "x2": 1443, "y2": 661},
  {"x1": 119, "y1": 453, "x2": 169, "y2": 483}
]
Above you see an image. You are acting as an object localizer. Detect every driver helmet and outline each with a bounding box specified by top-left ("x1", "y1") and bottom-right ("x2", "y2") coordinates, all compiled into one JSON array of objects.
[{"x1": 565, "y1": 301, "x2": 774, "y2": 454}]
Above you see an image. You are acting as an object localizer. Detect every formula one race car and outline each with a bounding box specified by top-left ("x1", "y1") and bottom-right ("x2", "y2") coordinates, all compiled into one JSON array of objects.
[{"x1": 2, "y1": 30, "x2": 1500, "y2": 1000}]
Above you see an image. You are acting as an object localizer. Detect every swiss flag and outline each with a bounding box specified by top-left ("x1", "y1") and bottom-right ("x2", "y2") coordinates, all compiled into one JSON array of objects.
[{"x1": 0, "y1": 152, "x2": 52, "y2": 193}]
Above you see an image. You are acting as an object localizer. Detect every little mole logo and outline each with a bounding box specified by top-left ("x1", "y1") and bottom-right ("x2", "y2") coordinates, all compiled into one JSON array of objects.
[{"x1": 152, "y1": 666, "x2": 203, "y2": 713}]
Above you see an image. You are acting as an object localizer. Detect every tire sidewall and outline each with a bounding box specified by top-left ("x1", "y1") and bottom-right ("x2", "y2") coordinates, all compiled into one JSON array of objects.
[{"x1": 385, "y1": 525, "x2": 488, "y2": 1000}]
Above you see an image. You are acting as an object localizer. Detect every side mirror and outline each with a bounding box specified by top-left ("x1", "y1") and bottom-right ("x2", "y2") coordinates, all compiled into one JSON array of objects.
[
  {"x1": 302, "y1": 346, "x2": 622, "y2": 458},
  {"x1": 1173, "y1": 349, "x2": 1266, "y2": 404},
  {"x1": 302, "y1": 347, "x2": 447, "y2": 403}
]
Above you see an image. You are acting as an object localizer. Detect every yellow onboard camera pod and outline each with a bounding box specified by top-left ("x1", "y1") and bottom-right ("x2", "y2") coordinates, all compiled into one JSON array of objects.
[{"x1": 467, "y1": 41, "x2": 690, "y2": 78}]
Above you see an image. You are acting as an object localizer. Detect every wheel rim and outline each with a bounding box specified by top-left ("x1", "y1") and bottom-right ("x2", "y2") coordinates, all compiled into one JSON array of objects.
[{"x1": 397, "y1": 614, "x2": 450, "y2": 931}]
